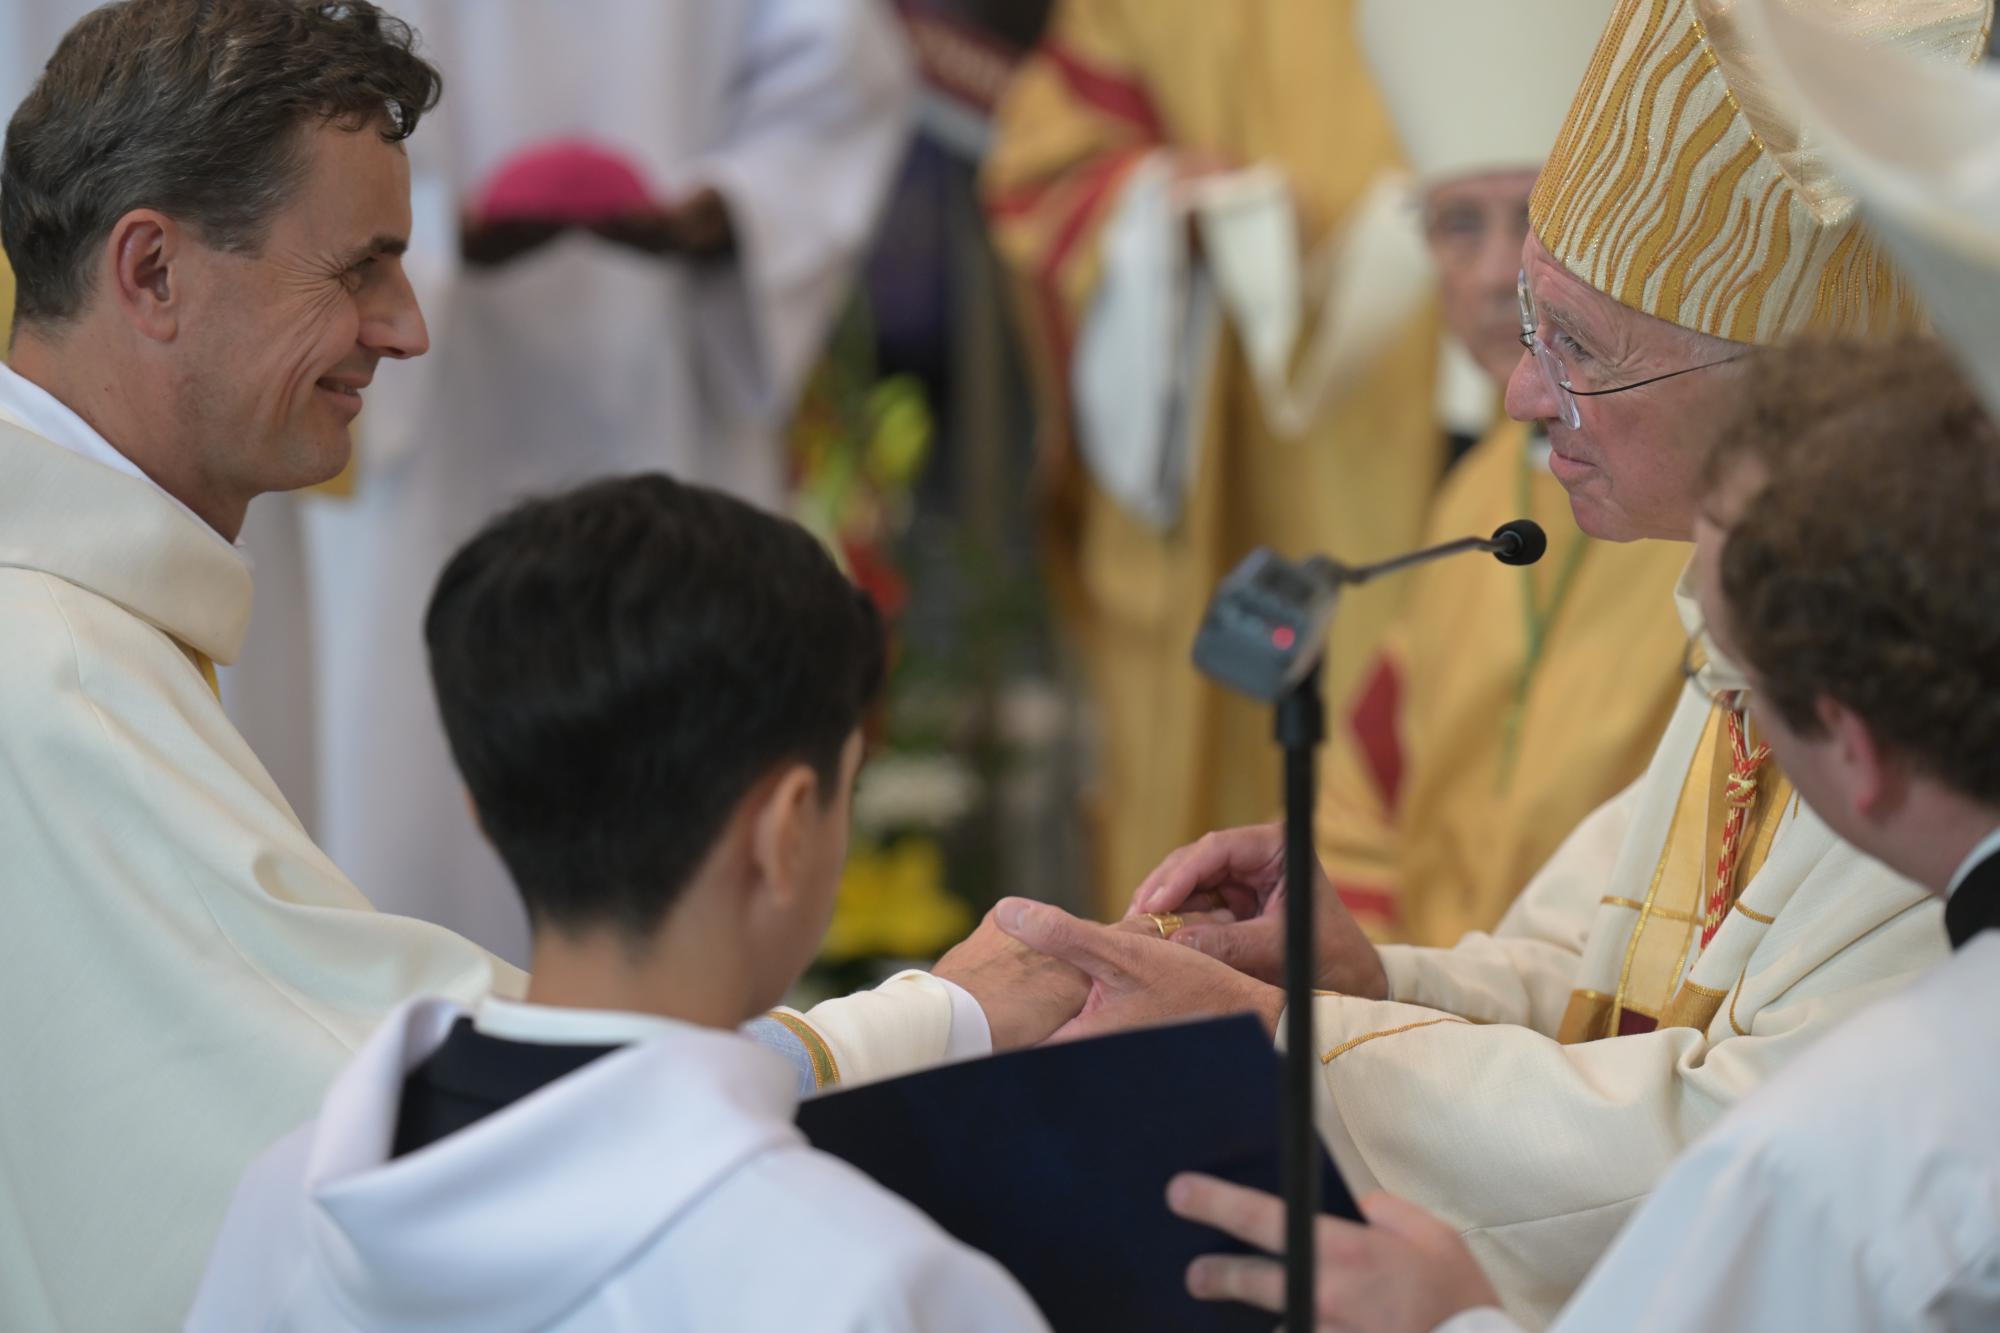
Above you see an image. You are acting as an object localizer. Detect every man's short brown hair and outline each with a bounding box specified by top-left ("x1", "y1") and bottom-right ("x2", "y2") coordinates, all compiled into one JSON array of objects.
[
  {"x1": 1, "y1": 0, "x2": 440, "y2": 325},
  {"x1": 1707, "y1": 337, "x2": 2000, "y2": 804}
]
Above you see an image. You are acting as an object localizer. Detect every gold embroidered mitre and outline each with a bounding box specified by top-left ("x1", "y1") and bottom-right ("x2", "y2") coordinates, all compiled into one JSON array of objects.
[
  {"x1": 1751, "y1": 0, "x2": 2000, "y2": 413},
  {"x1": 1529, "y1": 0, "x2": 1992, "y2": 343}
]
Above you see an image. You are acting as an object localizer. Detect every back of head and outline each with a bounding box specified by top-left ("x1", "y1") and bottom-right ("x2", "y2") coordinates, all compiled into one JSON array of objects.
[
  {"x1": 424, "y1": 474, "x2": 885, "y2": 939},
  {"x1": 2, "y1": 0, "x2": 439, "y2": 327},
  {"x1": 1710, "y1": 337, "x2": 2000, "y2": 804}
]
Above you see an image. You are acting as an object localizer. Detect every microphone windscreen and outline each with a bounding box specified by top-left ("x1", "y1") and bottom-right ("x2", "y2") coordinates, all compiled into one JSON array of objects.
[{"x1": 1490, "y1": 519, "x2": 1548, "y2": 567}]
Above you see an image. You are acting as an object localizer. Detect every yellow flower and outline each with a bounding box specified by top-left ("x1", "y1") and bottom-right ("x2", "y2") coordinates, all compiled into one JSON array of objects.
[{"x1": 819, "y1": 836, "x2": 972, "y2": 964}]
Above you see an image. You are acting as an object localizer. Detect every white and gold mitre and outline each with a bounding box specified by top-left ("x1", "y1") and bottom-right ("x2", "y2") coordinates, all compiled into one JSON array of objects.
[
  {"x1": 1360, "y1": 0, "x2": 1618, "y2": 183},
  {"x1": 1530, "y1": 0, "x2": 1992, "y2": 344},
  {"x1": 1752, "y1": 0, "x2": 2000, "y2": 413}
]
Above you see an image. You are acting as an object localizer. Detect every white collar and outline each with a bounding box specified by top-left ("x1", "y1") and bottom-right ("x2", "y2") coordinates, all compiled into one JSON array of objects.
[
  {"x1": 1672, "y1": 560, "x2": 1750, "y2": 697},
  {"x1": 1947, "y1": 825, "x2": 2000, "y2": 900},
  {"x1": 473, "y1": 994, "x2": 701, "y2": 1048},
  {"x1": 0, "y1": 361, "x2": 242, "y2": 558}
]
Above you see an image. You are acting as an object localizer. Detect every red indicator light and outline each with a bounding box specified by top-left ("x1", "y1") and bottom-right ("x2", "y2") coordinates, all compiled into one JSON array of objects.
[{"x1": 1271, "y1": 625, "x2": 1296, "y2": 650}]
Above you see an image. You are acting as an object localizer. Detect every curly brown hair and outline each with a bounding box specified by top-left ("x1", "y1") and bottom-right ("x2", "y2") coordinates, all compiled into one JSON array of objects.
[
  {"x1": 2, "y1": 0, "x2": 441, "y2": 324},
  {"x1": 1706, "y1": 337, "x2": 2000, "y2": 804}
]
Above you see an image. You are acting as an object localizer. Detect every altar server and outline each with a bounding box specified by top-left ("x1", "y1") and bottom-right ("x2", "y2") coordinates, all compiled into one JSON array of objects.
[{"x1": 190, "y1": 476, "x2": 1047, "y2": 1332}]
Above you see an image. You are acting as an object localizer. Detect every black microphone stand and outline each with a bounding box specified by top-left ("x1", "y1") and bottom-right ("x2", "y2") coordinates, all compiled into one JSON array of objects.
[
  {"x1": 1190, "y1": 520, "x2": 1544, "y2": 1332},
  {"x1": 1276, "y1": 664, "x2": 1323, "y2": 1330}
]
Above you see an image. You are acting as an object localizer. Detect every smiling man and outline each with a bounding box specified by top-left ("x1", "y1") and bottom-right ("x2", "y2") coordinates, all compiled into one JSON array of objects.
[{"x1": 0, "y1": 5, "x2": 521, "y2": 1329}]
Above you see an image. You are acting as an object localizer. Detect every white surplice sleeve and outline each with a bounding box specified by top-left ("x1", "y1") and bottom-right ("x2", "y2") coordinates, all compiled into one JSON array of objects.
[
  {"x1": 1374, "y1": 776, "x2": 1640, "y2": 1032},
  {"x1": 1303, "y1": 833, "x2": 1942, "y2": 1326},
  {"x1": 768, "y1": 971, "x2": 988, "y2": 1091},
  {"x1": 680, "y1": 0, "x2": 917, "y2": 424}
]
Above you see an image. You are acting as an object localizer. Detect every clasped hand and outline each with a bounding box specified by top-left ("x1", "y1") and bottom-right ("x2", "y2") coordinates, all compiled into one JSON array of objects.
[{"x1": 939, "y1": 823, "x2": 1390, "y2": 1049}]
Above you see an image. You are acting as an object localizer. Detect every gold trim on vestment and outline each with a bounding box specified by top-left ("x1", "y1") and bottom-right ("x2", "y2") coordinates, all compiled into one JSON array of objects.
[
  {"x1": 1558, "y1": 989, "x2": 1614, "y2": 1044},
  {"x1": 1732, "y1": 899, "x2": 1775, "y2": 925},
  {"x1": 1752, "y1": 894, "x2": 1935, "y2": 1015},
  {"x1": 1574, "y1": 700, "x2": 1794, "y2": 1043},
  {"x1": 177, "y1": 641, "x2": 221, "y2": 702},
  {"x1": 765, "y1": 1011, "x2": 842, "y2": 1089},
  {"x1": 1320, "y1": 1017, "x2": 1469, "y2": 1065},
  {"x1": 1607, "y1": 705, "x2": 1712, "y2": 1037},
  {"x1": 1727, "y1": 962, "x2": 1752, "y2": 1036}
]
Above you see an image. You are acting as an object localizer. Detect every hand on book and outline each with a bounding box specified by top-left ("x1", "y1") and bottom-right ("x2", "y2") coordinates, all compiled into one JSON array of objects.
[
  {"x1": 1166, "y1": 1174, "x2": 1500, "y2": 1332},
  {"x1": 991, "y1": 899, "x2": 1286, "y2": 1043},
  {"x1": 1129, "y1": 823, "x2": 1391, "y2": 1002}
]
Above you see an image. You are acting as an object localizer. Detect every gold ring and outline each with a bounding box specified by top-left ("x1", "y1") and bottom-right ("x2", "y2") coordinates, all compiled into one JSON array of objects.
[{"x1": 1145, "y1": 912, "x2": 1185, "y2": 939}]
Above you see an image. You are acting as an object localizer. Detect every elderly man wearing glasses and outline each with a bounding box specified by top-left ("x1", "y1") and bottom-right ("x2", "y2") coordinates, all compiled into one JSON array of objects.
[{"x1": 1306, "y1": 0, "x2": 1692, "y2": 954}]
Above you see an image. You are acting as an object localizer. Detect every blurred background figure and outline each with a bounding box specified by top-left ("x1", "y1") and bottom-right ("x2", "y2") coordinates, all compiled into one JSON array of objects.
[
  {"x1": 981, "y1": 0, "x2": 1450, "y2": 912},
  {"x1": 302, "y1": 0, "x2": 917, "y2": 961},
  {"x1": 1313, "y1": 0, "x2": 1690, "y2": 945}
]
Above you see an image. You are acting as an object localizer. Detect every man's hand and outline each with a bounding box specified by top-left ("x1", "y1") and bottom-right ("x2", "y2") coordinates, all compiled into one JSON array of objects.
[
  {"x1": 1166, "y1": 1174, "x2": 1502, "y2": 1333},
  {"x1": 1129, "y1": 824, "x2": 1390, "y2": 1001},
  {"x1": 931, "y1": 906, "x2": 1090, "y2": 1052},
  {"x1": 993, "y1": 898, "x2": 1285, "y2": 1042},
  {"x1": 934, "y1": 905, "x2": 1238, "y2": 1051}
]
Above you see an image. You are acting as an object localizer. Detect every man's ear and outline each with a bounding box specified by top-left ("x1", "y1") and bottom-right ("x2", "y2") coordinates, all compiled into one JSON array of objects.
[
  {"x1": 748, "y1": 763, "x2": 820, "y2": 909},
  {"x1": 1818, "y1": 694, "x2": 1902, "y2": 819},
  {"x1": 106, "y1": 209, "x2": 185, "y2": 342}
]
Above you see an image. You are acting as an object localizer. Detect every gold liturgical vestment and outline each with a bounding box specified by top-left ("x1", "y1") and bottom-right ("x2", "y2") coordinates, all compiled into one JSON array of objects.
[
  {"x1": 982, "y1": 0, "x2": 1447, "y2": 910},
  {"x1": 1316, "y1": 421, "x2": 1688, "y2": 946}
]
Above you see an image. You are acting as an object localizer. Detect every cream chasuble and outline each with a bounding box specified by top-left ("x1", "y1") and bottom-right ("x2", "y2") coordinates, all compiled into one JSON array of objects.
[
  {"x1": 0, "y1": 422, "x2": 523, "y2": 1333},
  {"x1": 1300, "y1": 578, "x2": 1942, "y2": 1326},
  {"x1": 982, "y1": 0, "x2": 1447, "y2": 910},
  {"x1": 1316, "y1": 421, "x2": 1687, "y2": 946}
]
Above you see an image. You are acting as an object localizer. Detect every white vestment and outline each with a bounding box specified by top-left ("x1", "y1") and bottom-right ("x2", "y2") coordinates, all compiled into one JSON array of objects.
[
  {"x1": 188, "y1": 996, "x2": 1049, "y2": 1332},
  {"x1": 0, "y1": 2, "x2": 325, "y2": 832},
  {"x1": 0, "y1": 411, "x2": 523, "y2": 1333},
  {"x1": 1443, "y1": 917, "x2": 2000, "y2": 1333},
  {"x1": 304, "y1": 0, "x2": 916, "y2": 964},
  {"x1": 776, "y1": 574, "x2": 1948, "y2": 1329}
]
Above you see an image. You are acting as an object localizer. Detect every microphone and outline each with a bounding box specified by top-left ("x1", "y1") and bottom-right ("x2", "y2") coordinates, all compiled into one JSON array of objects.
[
  {"x1": 1191, "y1": 519, "x2": 1548, "y2": 700},
  {"x1": 1489, "y1": 519, "x2": 1547, "y2": 567}
]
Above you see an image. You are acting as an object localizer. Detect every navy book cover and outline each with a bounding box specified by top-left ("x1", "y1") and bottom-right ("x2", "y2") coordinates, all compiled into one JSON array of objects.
[{"x1": 797, "y1": 1013, "x2": 1359, "y2": 1332}]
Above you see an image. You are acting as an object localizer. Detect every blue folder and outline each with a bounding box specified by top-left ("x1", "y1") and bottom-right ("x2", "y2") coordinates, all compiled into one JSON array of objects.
[{"x1": 796, "y1": 1014, "x2": 1358, "y2": 1332}]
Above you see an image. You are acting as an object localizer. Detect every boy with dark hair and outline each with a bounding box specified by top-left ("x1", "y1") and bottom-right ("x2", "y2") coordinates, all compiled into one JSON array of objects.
[{"x1": 188, "y1": 475, "x2": 1047, "y2": 1330}]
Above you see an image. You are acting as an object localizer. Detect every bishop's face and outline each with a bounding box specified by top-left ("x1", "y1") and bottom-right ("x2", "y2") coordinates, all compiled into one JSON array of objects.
[{"x1": 1506, "y1": 233, "x2": 1751, "y2": 544}]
